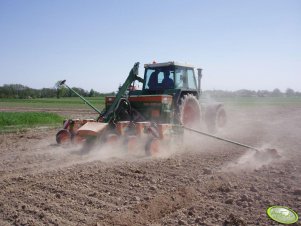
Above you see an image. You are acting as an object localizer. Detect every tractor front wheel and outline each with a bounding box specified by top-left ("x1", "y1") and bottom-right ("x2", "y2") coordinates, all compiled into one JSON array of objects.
[{"x1": 56, "y1": 129, "x2": 72, "y2": 144}]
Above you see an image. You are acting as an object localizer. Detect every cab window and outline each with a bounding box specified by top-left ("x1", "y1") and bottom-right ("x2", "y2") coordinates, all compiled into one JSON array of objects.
[
  {"x1": 175, "y1": 68, "x2": 197, "y2": 89},
  {"x1": 187, "y1": 69, "x2": 197, "y2": 89},
  {"x1": 144, "y1": 68, "x2": 175, "y2": 90}
]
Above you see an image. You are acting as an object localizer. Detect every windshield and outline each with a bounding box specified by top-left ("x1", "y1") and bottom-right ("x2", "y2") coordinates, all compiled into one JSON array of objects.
[
  {"x1": 144, "y1": 66, "x2": 197, "y2": 91},
  {"x1": 144, "y1": 67, "x2": 175, "y2": 90}
]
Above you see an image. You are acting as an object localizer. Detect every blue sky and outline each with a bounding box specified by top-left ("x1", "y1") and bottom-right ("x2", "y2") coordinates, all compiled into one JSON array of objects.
[{"x1": 0, "y1": 0, "x2": 300, "y2": 92}]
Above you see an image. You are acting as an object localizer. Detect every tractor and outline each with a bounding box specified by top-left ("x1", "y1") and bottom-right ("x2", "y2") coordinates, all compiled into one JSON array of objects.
[{"x1": 56, "y1": 61, "x2": 227, "y2": 155}]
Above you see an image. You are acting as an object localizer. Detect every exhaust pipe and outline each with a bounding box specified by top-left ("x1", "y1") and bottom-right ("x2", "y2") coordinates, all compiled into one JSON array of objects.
[{"x1": 197, "y1": 68, "x2": 203, "y2": 97}]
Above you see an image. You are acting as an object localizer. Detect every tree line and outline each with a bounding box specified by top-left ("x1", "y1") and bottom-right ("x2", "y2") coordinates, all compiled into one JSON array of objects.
[
  {"x1": 203, "y1": 88, "x2": 301, "y2": 98},
  {"x1": 0, "y1": 84, "x2": 300, "y2": 99},
  {"x1": 0, "y1": 84, "x2": 115, "y2": 99}
]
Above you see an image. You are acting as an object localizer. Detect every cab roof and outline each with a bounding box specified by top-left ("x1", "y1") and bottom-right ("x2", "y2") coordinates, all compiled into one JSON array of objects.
[{"x1": 144, "y1": 61, "x2": 195, "y2": 69}]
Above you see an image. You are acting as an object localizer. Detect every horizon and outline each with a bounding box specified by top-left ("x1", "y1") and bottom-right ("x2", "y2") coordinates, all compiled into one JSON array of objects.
[
  {"x1": 0, "y1": 0, "x2": 300, "y2": 92},
  {"x1": 0, "y1": 82, "x2": 299, "y2": 94}
]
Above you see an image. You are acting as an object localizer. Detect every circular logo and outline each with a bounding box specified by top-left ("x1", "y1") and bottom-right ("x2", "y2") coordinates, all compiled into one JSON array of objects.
[{"x1": 267, "y1": 206, "x2": 299, "y2": 224}]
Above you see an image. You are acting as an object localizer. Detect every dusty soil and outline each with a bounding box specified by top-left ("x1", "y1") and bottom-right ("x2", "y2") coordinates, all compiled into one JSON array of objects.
[{"x1": 0, "y1": 105, "x2": 301, "y2": 226}]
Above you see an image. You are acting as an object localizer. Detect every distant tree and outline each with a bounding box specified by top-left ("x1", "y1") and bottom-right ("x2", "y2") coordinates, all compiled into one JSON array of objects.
[
  {"x1": 56, "y1": 88, "x2": 61, "y2": 99},
  {"x1": 93, "y1": 90, "x2": 102, "y2": 97},
  {"x1": 57, "y1": 86, "x2": 69, "y2": 98},
  {"x1": 71, "y1": 87, "x2": 89, "y2": 97},
  {"x1": 235, "y1": 89, "x2": 256, "y2": 97},
  {"x1": 271, "y1": 88, "x2": 282, "y2": 97},
  {"x1": 203, "y1": 90, "x2": 235, "y2": 98},
  {"x1": 89, "y1": 89, "x2": 95, "y2": 97},
  {"x1": 285, "y1": 88, "x2": 295, "y2": 97},
  {"x1": 0, "y1": 83, "x2": 111, "y2": 99},
  {"x1": 257, "y1": 90, "x2": 269, "y2": 97},
  {"x1": 0, "y1": 84, "x2": 31, "y2": 98},
  {"x1": 40, "y1": 88, "x2": 56, "y2": 98}
]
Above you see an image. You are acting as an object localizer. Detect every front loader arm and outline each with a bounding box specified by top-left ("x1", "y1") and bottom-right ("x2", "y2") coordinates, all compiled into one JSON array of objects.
[{"x1": 102, "y1": 62, "x2": 143, "y2": 123}]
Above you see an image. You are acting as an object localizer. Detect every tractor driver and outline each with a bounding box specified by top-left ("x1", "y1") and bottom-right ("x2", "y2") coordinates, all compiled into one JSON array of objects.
[
  {"x1": 148, "y1": 71, "x2": 159, "y2": 90},
  {"x1": 162, "y1": 71, "x2": 174, "y2": 89}
]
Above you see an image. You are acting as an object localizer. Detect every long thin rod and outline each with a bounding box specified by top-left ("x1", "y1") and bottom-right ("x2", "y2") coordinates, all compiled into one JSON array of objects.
[
  {"x1": 64, "y1": 84, "x2": 103, "y2": 115},
  {"x1": 183, "y1": 126, "x2": 260, "y2": 152}
]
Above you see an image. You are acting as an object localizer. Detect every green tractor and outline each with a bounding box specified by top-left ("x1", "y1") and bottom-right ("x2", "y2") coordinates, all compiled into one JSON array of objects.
[{"x1": 56, "y1": 61, "x2": 227, "y2": 155}]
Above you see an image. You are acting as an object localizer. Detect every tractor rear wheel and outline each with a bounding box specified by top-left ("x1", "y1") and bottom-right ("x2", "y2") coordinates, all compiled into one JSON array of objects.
[
  {"x1": 179, "y1": 94, "x2": 201, "y2": 127},
  {"x1": 205, "y1": 105, "x2": 227, "y2": 133}
]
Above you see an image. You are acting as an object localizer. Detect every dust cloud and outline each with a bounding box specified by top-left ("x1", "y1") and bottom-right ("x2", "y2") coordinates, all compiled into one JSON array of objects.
[
  {"x1": 221, "y1": 145, "x2": 282, "y2": 172},
  {"x1": 30, "y1": 101, "x2": 294, "y2": 173},
  {"x1": 179, "y1": 95, "x2": 287, "y2": 172}
]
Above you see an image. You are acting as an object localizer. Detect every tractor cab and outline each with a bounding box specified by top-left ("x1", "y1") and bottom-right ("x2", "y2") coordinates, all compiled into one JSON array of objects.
[
  {"x1": 137, "y1": 62, "x2": 202, "y2": 121},
  {"x1": 142, "y1": 62, "x2": 199, "y2": 96}
]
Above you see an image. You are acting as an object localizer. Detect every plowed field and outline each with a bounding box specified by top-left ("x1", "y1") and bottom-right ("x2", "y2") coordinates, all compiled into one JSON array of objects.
[{"x1": 0, "y1": 106, "x2": 300, "y2": 225}]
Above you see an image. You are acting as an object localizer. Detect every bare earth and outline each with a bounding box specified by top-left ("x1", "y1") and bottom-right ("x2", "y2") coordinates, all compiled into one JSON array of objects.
[{"x1": 0, "y1": 105, "x2": 301, "y2": 226}]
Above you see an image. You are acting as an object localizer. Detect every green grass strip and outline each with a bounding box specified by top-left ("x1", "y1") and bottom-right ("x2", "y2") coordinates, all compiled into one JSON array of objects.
[{"x1": 0, "y1": 112, "x2": 64, "y2": 132}]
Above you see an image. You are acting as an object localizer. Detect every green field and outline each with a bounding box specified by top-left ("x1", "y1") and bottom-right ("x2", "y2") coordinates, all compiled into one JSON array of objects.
[
  {"x1": 0, "y1": 97, "x2": 105, "y2": 132},
  {"x1": 0, "y1": 96, "x2": 300, "y2": 133},
  {"x1": 0, "y1": 112, "x2": 64, "y2": 132},
  {"x1": 0, "y1": 96, "x2": 300, "y2": 109}
]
